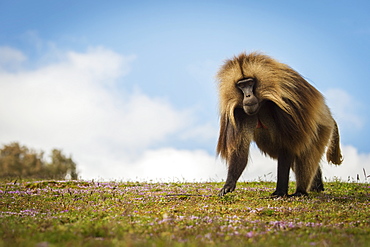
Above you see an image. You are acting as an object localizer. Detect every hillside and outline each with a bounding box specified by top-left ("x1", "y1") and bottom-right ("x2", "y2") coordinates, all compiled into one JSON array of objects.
[{"x1": 0, "y1": 180, "x2": 369, "y2": 246}]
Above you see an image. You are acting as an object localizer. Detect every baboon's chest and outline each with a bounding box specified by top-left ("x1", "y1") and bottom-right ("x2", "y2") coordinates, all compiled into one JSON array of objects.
[{"x1": 253, "y1": 128, "x2": 280, "y2": 159}]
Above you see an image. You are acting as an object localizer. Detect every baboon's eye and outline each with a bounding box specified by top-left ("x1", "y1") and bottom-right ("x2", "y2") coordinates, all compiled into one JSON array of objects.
[
  {"x1": 237, "y1": 78, "x2": 254, "y2": 90},
  {"x1": 237, "y1": 83, "x2": 246, "y2": 89}
]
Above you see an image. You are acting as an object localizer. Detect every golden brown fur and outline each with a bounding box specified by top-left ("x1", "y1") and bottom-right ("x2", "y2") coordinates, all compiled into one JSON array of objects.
[{"x1": 217, "y1": 52, "x2": 342, "y2": 196}]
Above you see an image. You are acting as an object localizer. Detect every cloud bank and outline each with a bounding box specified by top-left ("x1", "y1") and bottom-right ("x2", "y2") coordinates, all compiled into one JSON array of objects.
[{"x1": 0, "y1": 46, "x2": 368, "y2": 183}]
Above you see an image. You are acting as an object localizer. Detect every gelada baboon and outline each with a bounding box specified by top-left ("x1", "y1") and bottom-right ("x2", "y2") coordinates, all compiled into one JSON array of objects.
[{"x1": 217, "y1": 52, "x2": 343, "y2": 197}]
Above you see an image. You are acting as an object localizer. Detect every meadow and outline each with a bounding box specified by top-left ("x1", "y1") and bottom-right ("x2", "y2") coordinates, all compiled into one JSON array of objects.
[{"x1": 0, "y1": 179, "x2": 369, "y2": 246}]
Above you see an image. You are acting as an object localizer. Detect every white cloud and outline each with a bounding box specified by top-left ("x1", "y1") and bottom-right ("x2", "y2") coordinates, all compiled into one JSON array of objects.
[
  {"x1": 119, "y1": 148, "x2": 224, "y2": 182},
  {"x1": 0, "y1": 46, "x2": 27, "y2": 71},
  {"x1": 0, "y1": 47, "x2": 131, "y2": 147},
  {"x1": 0, "y1": 46, "x2": 191, "y2": 176},
  {"x1": 77, "y1": 146, "x2": 277, "y2": 182}
]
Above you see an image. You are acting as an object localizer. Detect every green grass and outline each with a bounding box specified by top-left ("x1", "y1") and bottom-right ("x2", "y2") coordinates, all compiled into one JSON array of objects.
[{"x1": 0, "y1": 180, "x2": 369, "y2": 246}]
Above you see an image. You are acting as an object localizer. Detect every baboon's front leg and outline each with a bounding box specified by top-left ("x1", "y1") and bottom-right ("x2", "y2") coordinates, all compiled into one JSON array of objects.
[{"x1": 219, "y1": 152, "x2": 248, "y2": 196}]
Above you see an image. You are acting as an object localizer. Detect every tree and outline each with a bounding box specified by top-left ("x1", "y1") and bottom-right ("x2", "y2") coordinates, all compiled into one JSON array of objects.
[
  {"x1": 0, "y1": 142, "x2": 79, "y2": 180},
  {"x1": 45, "y1": 149, "x2": 78, "y2": 180}
]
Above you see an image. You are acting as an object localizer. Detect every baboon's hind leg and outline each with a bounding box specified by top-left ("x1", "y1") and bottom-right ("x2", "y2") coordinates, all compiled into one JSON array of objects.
[
  {"x1": 310, "y1": 167, "x2": 324, "y2": 192},
  {"x1": 293, "y1": 125, "x2": 330, "y2": 196},
  {"x1": 291, "y1": 155, "x2": 320, "y2": 196}
]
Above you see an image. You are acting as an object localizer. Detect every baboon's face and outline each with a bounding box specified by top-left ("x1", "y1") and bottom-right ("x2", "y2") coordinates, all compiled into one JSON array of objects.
[{"x1": 237, "y1": 78, "x2": 261, "y2": 115}]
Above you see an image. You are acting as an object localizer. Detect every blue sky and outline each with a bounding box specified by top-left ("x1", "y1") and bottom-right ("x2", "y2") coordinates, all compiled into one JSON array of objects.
[{"x1": 0, "y1": 1, "x2": 369, "y2": 181}]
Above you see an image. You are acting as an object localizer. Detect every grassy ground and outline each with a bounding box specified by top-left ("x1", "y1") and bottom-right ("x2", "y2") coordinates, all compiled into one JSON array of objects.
[{"x1": 0, "y1": 179, "x2": 369, "y2": 246}]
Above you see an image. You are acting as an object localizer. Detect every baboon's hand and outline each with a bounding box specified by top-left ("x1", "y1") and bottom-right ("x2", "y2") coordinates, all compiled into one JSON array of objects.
[{"x1": 218, "y1": 184, "x2": 236, "y2": 197}]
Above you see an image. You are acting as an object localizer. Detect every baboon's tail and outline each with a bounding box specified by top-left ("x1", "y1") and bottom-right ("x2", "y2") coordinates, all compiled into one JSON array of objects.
[{"x1": 326, "y1": 120, "x2": 343, "y2": 165}]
